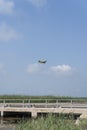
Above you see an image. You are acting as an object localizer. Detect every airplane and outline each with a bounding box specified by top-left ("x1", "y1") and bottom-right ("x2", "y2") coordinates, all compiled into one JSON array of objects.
[{"x1": 38, "y1": 60, "x2": 47, "y2": 64}]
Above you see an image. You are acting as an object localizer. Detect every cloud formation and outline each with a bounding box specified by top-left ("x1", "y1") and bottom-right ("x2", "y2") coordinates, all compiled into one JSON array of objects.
[
  {"x1": 50, "y1": 64, "x2": 75, "y2": 77},
  {"x1": 26, "y1": 63, "x2": 41, "y2": 74},
  {"x1": 0, "y1": 22, "x2": 18, "y2": 42},
  {"x1": 50, "y1": 64, "x2": 72, "y2": 72},
  {"x1": 26, "y1": 63, "x2": 75, "y2": 77},
  {"x1": 0, "y1": 0, "x2": 14, "y2": 15},
  {"x1": 28, "y1": 0, "x2": 47, "y2": 7}
]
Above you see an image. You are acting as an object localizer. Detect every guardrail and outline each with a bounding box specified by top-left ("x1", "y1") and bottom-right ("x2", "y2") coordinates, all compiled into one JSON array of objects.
[{"x1": 0, "y1": 99, "x2": 87, "y2": 108}]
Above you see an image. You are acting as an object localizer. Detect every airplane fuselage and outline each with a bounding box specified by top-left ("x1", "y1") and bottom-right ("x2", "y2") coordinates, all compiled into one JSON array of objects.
[{"x1": 38, "y1": 60, "x2": 47, "y2": 64}]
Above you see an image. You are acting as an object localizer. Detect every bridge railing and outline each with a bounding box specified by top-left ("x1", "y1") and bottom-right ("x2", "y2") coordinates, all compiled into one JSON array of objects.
[{"x1": 0, "y1": 99, "x2": 87, "y2": 108}]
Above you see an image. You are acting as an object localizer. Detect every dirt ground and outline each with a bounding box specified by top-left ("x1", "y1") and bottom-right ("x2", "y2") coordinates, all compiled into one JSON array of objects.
[{"x1": 0, "y1": 124, "x2": 16, "y2": 130}]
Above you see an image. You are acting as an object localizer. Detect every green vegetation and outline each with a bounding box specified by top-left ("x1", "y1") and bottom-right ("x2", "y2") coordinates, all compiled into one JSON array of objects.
[
  {"x1": 16, "y1": 114, "x2": 87, "y2": 130},
  {"x1": 0, "y1": 95, "x2": 87, "y2": 103},
  {"x1": 0, "y1": 95, "x2": 71, "y2": 99},
  {"x1": 0, "y1": 95, "x2": 87, "y2": 99}
]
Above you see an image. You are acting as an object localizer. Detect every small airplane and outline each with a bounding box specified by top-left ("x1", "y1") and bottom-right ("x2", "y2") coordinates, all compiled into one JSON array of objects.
[{"x1": 38, "y1": 60, "x2": 47, "y2": 64}]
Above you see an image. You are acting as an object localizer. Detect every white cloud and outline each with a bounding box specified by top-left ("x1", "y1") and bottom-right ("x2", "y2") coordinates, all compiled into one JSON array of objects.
[
  {"x1": 0, "y1": 22, "x2": 18, "y2": 42},
  {"x1": 0, "y1": 0, "x2": 14, "y2": 15},
  {"x1": 28, "y1": 0, "x2": 47, "y2": 7},
  {"x1": 26, "y1": 63, "x2": 76, "y2": 77},
  {"x1": 26, "y1": 63, "x2": 41, "y2": 74},
  {"x1": 49, "y1": 64, "x2": 75, "y2": 77},
  {"x1": 50, "y1": 64, "x2": 72, "y2": 72}
]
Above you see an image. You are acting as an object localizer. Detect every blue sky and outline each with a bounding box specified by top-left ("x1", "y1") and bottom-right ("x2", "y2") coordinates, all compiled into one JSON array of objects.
[{"x1": 0, "y1": 0, "x2": 87, "y2": 96}]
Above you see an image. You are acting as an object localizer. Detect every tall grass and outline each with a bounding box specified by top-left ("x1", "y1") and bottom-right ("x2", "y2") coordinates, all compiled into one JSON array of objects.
[{"x1": 16, "y1": 114, "x2": 86, "y2": 130}]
